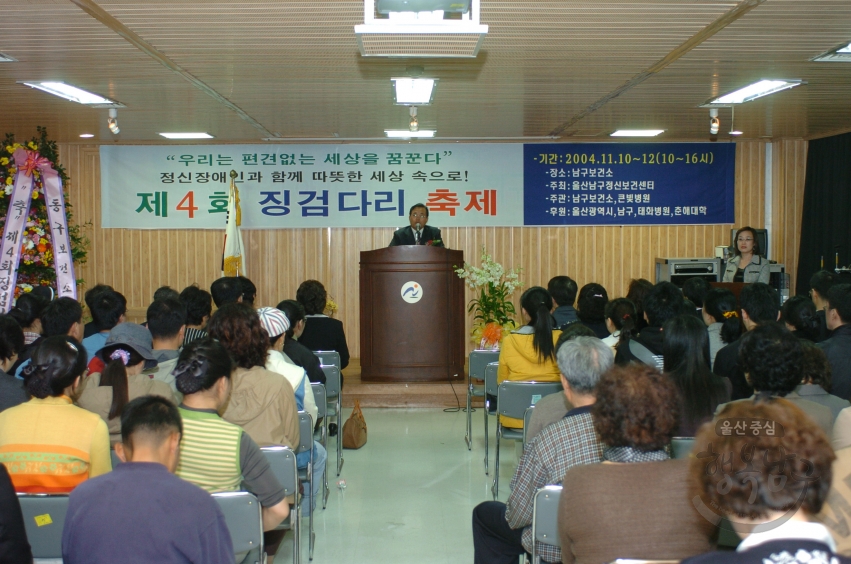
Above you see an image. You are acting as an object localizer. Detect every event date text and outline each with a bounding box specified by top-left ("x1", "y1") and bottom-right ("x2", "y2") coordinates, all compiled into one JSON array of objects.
[{"x1": 536, "y1": 152, "x2": 715, "y2": 165}]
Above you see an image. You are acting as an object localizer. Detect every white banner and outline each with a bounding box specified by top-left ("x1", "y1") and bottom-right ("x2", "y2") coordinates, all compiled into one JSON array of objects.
[{"x1": 100, "y1": 144, "x2": 524, "y2": 229}]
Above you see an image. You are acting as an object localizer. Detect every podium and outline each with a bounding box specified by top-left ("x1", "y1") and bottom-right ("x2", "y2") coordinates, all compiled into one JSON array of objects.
[{"x1": 359, "y1": 246, "x2": 465, "y2": 382}]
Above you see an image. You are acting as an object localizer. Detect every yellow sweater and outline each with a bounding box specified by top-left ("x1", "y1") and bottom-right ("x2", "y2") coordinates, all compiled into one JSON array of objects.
[
  {"x1": 497, "y1": 330, "x2": 562, "y2": 428},
  {"x1": 0, "y1": 396, "x2": 111, "y2": 492}
]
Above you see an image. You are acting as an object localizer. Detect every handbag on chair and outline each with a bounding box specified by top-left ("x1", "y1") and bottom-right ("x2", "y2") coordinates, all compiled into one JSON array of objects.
[{"x1": 342, "y1": 399, "x2": 367, "y2": 449}]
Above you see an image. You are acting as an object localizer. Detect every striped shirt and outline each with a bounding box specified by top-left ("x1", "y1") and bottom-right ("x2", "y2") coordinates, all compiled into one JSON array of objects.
[
  {"x1": 182, "y1": 327, "x2": 208, "y2": 347},
  {"x1": 176, "y1": 407, "x2": 242, "y2": 493}
]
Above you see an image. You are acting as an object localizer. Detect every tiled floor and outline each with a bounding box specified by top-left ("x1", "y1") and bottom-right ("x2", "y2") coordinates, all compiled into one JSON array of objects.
[{"x1": 276, "y1": 407, "x2": 522, "y2": 564}]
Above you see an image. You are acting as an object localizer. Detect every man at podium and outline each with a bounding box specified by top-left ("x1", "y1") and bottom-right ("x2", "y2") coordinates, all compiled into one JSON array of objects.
[{"x1": 388, "y1": 203, "x2": 443, "y2": 247}]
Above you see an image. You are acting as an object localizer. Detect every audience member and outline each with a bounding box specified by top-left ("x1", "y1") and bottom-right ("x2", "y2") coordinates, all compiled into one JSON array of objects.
[
  {"x1": 547, "y1": 275, "x2": 578, "y2": 329},
  {"x1": 819, "y1": 284, "x2": 851, "y2": 400},
  {"x1": 173, "y1": 339, "x2": 290, "y2": 555},
  {"x1": 8, "y1": 293, "x2": 47, "y2": 375},
  {"x1": 76, "y1": 323, "x2": 173, "y2": 442},
  {"x1": 713, "y1": 283, "x2": 779, "y2": 400},
  {"x1": 472, "y1": 337, "x2": 612, "y2": 564},
  {"x1": 15, "y1": 296, "x2": 84, "y2": 378},
  {"x1": 684, "y1": 399, "x2": 845, "y2": 564},
  {"x1": 296, "y1": 280, "x2": 350, "y2": 372},
  {"x1": 153, "y1": 285, "x2": 180, "y2": 302},
  {"x1": 239, "y1": 276, "x2": 257, "y2": 305},
  {"x1": 600, "y1": 297, "x2": 636, "y2": 355},
  {"x1": 663, "y1": 314, "x2": 731, "y2": 436},
  {"x1": 796, "y1": 341, "x2": 849, "y2": 420},
  {"x1": 0, "y1": 336, "x2": 111, "y2": 491},
  {"x1": 559, "y1": 364, "x2": 713, "y2": 563},
  {"x1": 702, "y1": 288, "x2": 741, "y2": 369},
  {"x1": 82, "y1": 284, "x2": 113, "y2": 338},
  {"x1": 62, "y1": 395, "x2": 234, "y2": 564},
  {"x1": 718, "y1": 322, "x2": 834, "y2": 434},
  {"x1": 811, "y1": 269, "x2": 840, "y2": 342},
  {"x1": 817, "y1": 446, "x2": 851, "y2": 557},
  {"x1": 574, "y1": 283, "x2": 609, "y2": 338},
  {"x1": 782, "y1": 295, "x2": 821, "y2": 342},
  {"x1": 0, "y1": 316, "x2": 27, "y2": 413},
  {"x1": 682, "y1": 277, "x2": 711, "y2": 318},
  {"x1": 625, "y1": 278, "x2": 654, "y2": 333},
  {"x1": 179, "y1": 284, "x2": 212, "y2": 346},
  {"x1": 615, "y1": 281, "x2": 682, "y2": 368},
  {"x1": 0, "y1": 464, "x2": 32, "y2": 562},
  {"x1": 209, "y1": 276, "x2": 243, "y2": 307},
  {"x1": 146, "y1": 298, "x2": 187, "y2": 390},
  {"x1": 81, "y1": 289, "x2": 127, "y2": 363},
  {"x1": 497, "y1": 287, "x2": 562, "y2": 428},
  {"x1": 277, "y1": 299, "x2": 326, "y2": 385},
  {"x1": 722, "y1": 225, "x2": 771, "y2": 283}
]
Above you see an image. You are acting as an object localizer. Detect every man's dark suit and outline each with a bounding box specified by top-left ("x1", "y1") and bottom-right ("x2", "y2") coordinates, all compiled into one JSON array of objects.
[{"x1": 388, "y1": 225, "x2": 443, "y2": 247}]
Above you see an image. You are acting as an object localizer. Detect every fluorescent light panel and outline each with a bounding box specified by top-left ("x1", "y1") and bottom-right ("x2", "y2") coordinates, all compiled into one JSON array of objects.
[
  {"x1": 0, "y1": 53, "x2": 17, "y2": 63},
  {"x1": 19, "y1": 81, "x2": 121, "y2": 106},
  {"x1": 709, "y1": 80, "x2": 803, "y2": 105},
  {"x1": 158, "y1": 132, "x2": 214, "y2": 139},
  {"x1": 79, "y1": 133, "x2": 94, "y2": 138},
  {"x1": 839, "y1": 42, "x2": 851, "y2": 53},
  {"x1": 610, "y1": 130, "x2": 665, "y2": 137},
  {"x1": 385, "y1": 129, "x2": 436, "y2": 138},
  {"x1": 392, "y1": 78, "x2": 438, "y2": 105}
]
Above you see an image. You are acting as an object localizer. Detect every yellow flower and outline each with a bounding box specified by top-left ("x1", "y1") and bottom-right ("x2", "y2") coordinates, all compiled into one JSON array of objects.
[
  {"x1": 27, "y1": 142, "x2": 37, "y2": 150},
  {"x1": 4, "y1": 146, "x2": 12, "y2": 153},
  {"x1": 32, "y1": 191, "x2": 38, "y2": 199},
  {"x1": 0, "y1": 157, "x2": 8, "y2": 166},
  {"x1": 5, "y1": 177, "x2": 12, "y2": 185}
]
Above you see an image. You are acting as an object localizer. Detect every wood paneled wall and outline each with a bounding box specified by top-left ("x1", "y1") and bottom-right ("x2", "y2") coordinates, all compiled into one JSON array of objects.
[{"x1": 60, "y1": 140, "x2": 806, "y2": 357}]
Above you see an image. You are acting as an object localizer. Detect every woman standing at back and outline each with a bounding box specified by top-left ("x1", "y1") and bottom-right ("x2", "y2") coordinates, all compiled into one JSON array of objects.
[{"x1": 497, "y1": 286, "x2": 562, "y2": 428}]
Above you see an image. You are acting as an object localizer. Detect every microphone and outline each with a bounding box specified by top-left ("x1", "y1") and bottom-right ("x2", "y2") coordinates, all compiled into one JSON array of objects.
[{"x1": 415, "y1": 222, "x2": 422, "y2": 244}]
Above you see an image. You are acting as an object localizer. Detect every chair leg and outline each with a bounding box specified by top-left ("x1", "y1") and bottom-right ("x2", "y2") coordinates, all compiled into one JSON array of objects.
[
  {"x1": 492, "y1": 424, "x2": 501, "y2": 500},
  {"x1": 308, "y1": 457, "x2": 314, "y2": 562},
  {"x1": 484, "y1": 400, "x2": 489, "y2": 475},
  {"x1": 293, "y1": 487, "x2": 300, "y2": 564},
  {"x1": 465, "y1": 379, "x2": 472, "y2": 450}
]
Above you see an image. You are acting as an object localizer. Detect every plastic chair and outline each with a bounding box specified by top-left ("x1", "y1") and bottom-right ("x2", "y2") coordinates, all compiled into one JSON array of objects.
[
  {"x1": 670, "y1": 437, "x2": 696, "y2": 459},
  {"x1": 493, "y1": 380, "x2": 564, "y2": 499},
  {"x1": 531, "y1": 485, "x2": 562, "y2": 564},
  {"x1": 313, "y1": 350, "x2": 341, "y2": 372},
  {"x1": 310, "y1": 382, "x2": 329, "y2": 508},
  {"x1": 17, "y1": 493, "x2": 68, "y2": 563},
  {"x1": 522, "y1": 406, "x2": 535, "y2": 448},
  {"x1": 261, "y1": 446, "x2": 300, "y2": 564},
  {"x1": 321, "y1": 363, "x2": 344, "y2": 477},
  {"x1": 466, "y1": 349, "x2": 500, "y2": 450},
  {"x1": 483, "y1": 361, "x2": 499, "y2": 475},
  {"x1": 295, "y1": 411, "x2": 316, "y2": 561},
  {"x1": 212, "y1": 491, "x2": 264, "y2": 564}
]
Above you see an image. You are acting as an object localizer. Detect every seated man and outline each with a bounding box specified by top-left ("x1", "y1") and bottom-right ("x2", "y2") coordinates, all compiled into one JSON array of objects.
[
  {"x1": 614, "y1": 281, "x2": 682, "y2": 369},
  {"x1": 820, "y1": 283, "x2": 851, "y2": 400},
  {"x1": 548, "y1": 275, "x2": 579, "y2": 329},
  {"x1": 146, "y1": 297, "x2": 188, "y2": 392},
  {"x1": 179, "y1": 285, "x2": 212, "y2": 347},
  {"x1": 81, "y1": 289, "x2": 127, "y2": 364},
  {"x1": 472, "y1": 336, "x2": 613, "y2": 564},
  {"x1": 61, "y1": 395, "x2": 234, "y2": 564},
  {"x1": 388, "y1": 203, "x2": 442, "y2": 247}
]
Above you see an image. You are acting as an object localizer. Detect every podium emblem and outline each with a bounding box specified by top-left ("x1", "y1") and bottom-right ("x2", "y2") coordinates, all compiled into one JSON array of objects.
[{"x1": 401, "y1": 281, "x2": 423, "y2": 304}]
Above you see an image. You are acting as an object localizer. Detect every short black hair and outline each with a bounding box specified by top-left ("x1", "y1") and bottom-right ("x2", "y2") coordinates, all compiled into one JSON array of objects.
[
  {"x1": 153, "y1": 286, "x2": 180, "y2": 302},
  {"x1": 827, "y1": 283, "x2": 851, "y2": 324},
  {"x1": 547, "y1": 276, "x2": 578, "y2": 308},
  {"x1": 9, "y1": 292, "x2": 48, "y2": 329},
  {"x1": 146, "y1": 298, "x2": 188, "y2": 340},
  {"x1": 120, "y1": 395, "x2": 182, "y2": 449},
  {"x1": 409, "y1": 203, "x2": 429, "y2": 218},
  {"x1": 277, "y1": 299, "x2": 305, "y2": 340},
  {"x1": 555, "y1": 322, "x2": 595, "y2": 351},
  {"x1": 643, "y1": 282, "x2": 683, "y2": 327},
  {"x1": 780, "y1": 296, "x2": 819, "y2": 341},
  {"x1": 739, "y1": 322, "x2": 802, "y2": 396},
  {"x1": 89, "y1": 290, "x2": 127, "y2": 331},
  {"x1": 296, "y1": 280, "x2": 327, "y2": 315},
  {"x1": 84, "y1": 284, "x2": 113, "y2": 311},
  {"x1": 0, "y1": 315, "x2": 24, "y2": 362},
  {"x1": 682, "y1": 277, "x2": 711, "y2": 308},
  {"x1": 810, "y1": 270, "x2": 839, "y2": 299},
  {"x1": 739, "y1": 283, "x2": 780, "y2": 325},
  {"x1": 239, "y1": 277, "x2": 257, "y2": 305},
  {"x1": 179, "y1": 285, "x2": 213, "y2": 326},
  {"x1": 41, "y1": 297, "x2": 83, "y2": 337},
  {"x1": 210, "y1": 277, "x2": 243, "y2": 307}
]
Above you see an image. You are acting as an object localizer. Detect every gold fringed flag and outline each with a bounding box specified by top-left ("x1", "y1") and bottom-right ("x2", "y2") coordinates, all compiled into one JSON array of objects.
[{"x1": 222, "y1": 171, "x2": 247, "y2": 277}]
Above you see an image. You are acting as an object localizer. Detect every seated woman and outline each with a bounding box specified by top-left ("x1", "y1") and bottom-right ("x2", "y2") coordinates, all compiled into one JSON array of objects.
[
  {"x1": 558, "y1": 364, "x2": 715, "y2": 564},
  {"x1": 782, "y1": 295, "x2": 821, "y2": 342},
  {"x1": 277, "y1": 299, "x2": 326, "y2": 385},
  {"x1": 601, "y1": 297, "x2": 636, "y2": 355},
  {"x1": 0, "y1": 336, "x2": 111, "y2": 492},
  {"x1": 76, "y1": 323, "x2": 175, "y2": 442},
  {"x1": 702, "y1": 288, "x2": 741, "y2": 368},
  {"x1": 722, "y1": 226, "x2": 770, "y2": 283},
  {"x1": 497, "y1": 287, "x2": 562, "y2": 428},
  {"x1": 8, "y1": 292, "x2": 47, "y2": 375},
  {"x1": 575, "y1": 283, "x2": 610, "y2": 339},
  {"x1": 0, "y1": 316, "x2": 27, "y2": 413},
  {"x1": 663, "y1": 314, "x2": 731, "y2": 436},
  {"x1": 295, "y1": 280, "x2": 350, "y2": 373},
  {"x1": 626, "y1": 278, "x2": 654, "y2": 333},
  {"x1": 683, "y1": 398, "x2": 845, "y2": 564}
]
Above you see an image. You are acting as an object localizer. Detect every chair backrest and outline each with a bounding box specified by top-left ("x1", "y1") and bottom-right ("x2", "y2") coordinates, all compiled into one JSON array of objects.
[
  {"x1": 17, "y1": 494, "x2": 69, "y2": 559},
  {"x1": 498, "y1": 381, "x2": 564, "y2": 420},
  {"x1": 212, "y1": 492, "x2": 263, "y2": 557},
  {"x1": 296, "y1": 411, "x2": 314, "y2": 455},
  {"x1": 522, "y1": 406, "x2": 535, "y2": 445},
  {"x1": 311, "y1": 383, "x2": 327, "y2": 418},
  {"x1": 322, "y1": 364, "x2": 341, "y2": 398},
  {"x1": 532, "y1": 485, "x2": 562, "y2": 549},
  {"x1": 261, "y1": 446, "x2": 299, "y2": 498},
  {"x1": 484, "y1": 362, "x2": 500, "y2": 397},
  {"x1": 469, "y1": 350, "x2": 500, "y2": 380},
  {"x1": 671, "y1": 437, "x2": 696, "y2": 460},
  {"x1": 313, "y1": 350, "x2": 341, "y2": 371}
]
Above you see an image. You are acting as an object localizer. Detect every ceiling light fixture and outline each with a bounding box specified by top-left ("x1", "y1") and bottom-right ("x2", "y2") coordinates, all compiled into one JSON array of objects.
[
  {"x1": 703, "y1": 79, "x2": 804, "y2": 106},
  {"x1": 107, "y1": 109, "x2": 120, "y2": 135},
  {"x1": 392, "y1": 78, "x2": 437, "y2": 105},
  {"x1": 812, "y1": 41, "x2": 851, "y2": 62},
  {"x1": 729, "y1": 107, "x2": 742, "y2": 136},
  {"x1": 19, "y1": 81, "x2": 124, "y2": 107},
  {"x1": 0, "y1": 53, "x2": 17, "y2": 63},
  {"x1": 79, "y1": 133, "x2": 95, "y2": 138},
  {"x1": 709, "y1": 108, "x2": 720, "y2": 136},
  {"x1": 409, "y1": 106, "x2": 419, "y2": 131},
  {"x1": 158, "y1": 132, "x2": 215, "y2": 139},
  {"x1": 385, "y1": 129, "x2": 436, "y2": 138},
  {"x1": 610, "y1": 130, "x2": 665, "y2": 137}
]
